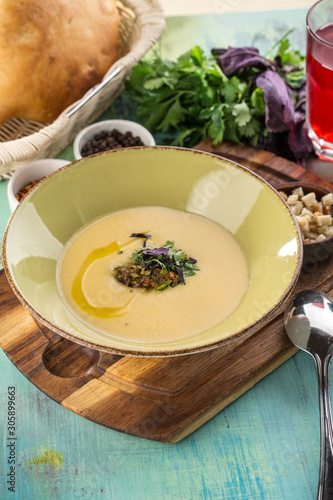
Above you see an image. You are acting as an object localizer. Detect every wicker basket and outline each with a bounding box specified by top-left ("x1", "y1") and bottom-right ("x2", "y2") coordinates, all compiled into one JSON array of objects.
[{"x1": 0, "y1": 0, "x2": 165, "y2": 178}]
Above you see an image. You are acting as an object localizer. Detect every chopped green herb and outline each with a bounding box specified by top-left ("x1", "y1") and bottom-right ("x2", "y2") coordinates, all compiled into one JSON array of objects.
[
  {"x1": 164, "y1": 240, "x2": 175, "y2": 248},
  {"x1": 184, "y1": 269, "x2": 196, "y2": 277}
]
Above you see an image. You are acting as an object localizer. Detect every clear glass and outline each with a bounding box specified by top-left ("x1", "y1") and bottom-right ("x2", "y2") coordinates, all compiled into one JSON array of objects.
[{"x1": 307, "y1": 0, "x2": 333, "y2": 160}]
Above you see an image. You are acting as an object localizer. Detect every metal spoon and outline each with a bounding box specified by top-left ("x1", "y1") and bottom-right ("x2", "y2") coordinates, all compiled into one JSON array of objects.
[{"x1": 284, "y1": 289, "x2": 333, "y2": 500}]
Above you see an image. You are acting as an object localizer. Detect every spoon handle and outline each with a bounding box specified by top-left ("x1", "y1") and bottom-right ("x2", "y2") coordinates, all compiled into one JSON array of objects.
[{"x1": 315, "y1": 353, "x2": 333, "y2": 500}]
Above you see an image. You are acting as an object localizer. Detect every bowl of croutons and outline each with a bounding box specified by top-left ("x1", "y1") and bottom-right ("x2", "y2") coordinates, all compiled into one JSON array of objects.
[{"x1": 277, "y1": 182, "x2": 333, "y2": 267}]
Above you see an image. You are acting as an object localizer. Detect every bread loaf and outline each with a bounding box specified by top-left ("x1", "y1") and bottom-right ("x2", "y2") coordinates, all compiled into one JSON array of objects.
[{"x1": 0, "y1": 0, "x2": 120, "y2": 126}]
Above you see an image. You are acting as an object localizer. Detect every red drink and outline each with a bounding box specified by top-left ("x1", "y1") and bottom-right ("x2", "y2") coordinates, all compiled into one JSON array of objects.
[
  {"x1": 307, "y1": 0, "x2": 333, "y2": 160},
  {"x1": 307, "y1": 23, "x2": 333, "y2": 147}
]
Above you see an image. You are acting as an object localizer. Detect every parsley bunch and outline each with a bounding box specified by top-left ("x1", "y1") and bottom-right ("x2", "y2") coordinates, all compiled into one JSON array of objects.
[
  {"x1": 126, "y1": 46, "x2": 264, "y2": 148},
  {"x1": 125, "y1": 35, "x2": 311, "y2": 162}
]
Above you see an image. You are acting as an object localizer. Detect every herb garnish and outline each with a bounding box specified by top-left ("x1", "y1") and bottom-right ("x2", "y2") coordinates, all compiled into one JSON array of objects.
[
  {"x1": 114, "y1": 237, "x2": 199, "y2": 290},
  {"x1": 125, "y1": 34, "x2": 311, "y2": 163}
]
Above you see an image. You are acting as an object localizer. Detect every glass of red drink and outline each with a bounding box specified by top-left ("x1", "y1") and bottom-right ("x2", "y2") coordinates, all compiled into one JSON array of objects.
[{"x1": 307, "y1": 0, "x2": 333, "y2": 160}]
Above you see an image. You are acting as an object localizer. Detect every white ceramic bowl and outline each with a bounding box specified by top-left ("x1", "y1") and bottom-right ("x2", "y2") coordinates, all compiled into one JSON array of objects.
[
  {"x1": 7, "y1": 159, "x2": 70, "y2": 212},
  {"x1": 73, "y1": 119, "x2": 156, "y2": 160}
]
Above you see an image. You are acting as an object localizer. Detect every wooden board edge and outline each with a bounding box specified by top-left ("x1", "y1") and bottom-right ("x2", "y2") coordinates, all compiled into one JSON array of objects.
[
  {"x1": 167, "y1": 345, "x2": 298, "y2": 443},
  {"x1": 193, "y1": 139, "x2": 333, "y2": 191}
]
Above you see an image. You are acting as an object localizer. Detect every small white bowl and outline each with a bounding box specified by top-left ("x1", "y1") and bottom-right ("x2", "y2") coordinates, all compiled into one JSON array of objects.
[
  {"x1": 73, "y1": 119, "x2": 156, "y2": 160},
  {"x1": 7, "y1": 159, "x2": 70, "y2": 212}
]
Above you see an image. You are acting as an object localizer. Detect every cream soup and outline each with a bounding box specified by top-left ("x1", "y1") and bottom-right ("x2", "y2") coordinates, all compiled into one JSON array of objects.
[{"x1": 57, "y1": 206, "x2": 249, "y2": 343}]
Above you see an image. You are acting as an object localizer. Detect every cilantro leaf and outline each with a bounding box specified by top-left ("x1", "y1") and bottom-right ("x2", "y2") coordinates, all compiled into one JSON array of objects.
[
  {"x1": 238, "y1": 115, "x2": 262, "y2": 138},
  {"x1": 164, "y1": 241, "x2": 175, "y2": 248},
  {"x1": 220, "y1": 77, "x2": 241, "y2": 102},
  {"x1": 232, "y1": 102, "x2": 252, "y2": 127},
  {"x1": 273, "y1": 33, "x2": 305, "y2": 67}
]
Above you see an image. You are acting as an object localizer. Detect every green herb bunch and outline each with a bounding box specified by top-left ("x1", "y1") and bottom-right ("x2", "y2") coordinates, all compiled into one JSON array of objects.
[
  {"x1": 126, "y1": 45, "x2": 260, "y2": 147},
  {"x1": 125, "y1": 34, "x2": 309, "y2": 161}
]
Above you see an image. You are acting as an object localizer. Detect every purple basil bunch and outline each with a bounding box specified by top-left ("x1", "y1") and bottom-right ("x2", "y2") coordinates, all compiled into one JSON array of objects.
[{"x1": 213, "y1": 46, "x2": 313, "y2": 162}]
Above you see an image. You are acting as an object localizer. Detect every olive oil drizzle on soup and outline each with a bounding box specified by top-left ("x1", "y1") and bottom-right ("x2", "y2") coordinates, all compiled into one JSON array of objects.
[{"x1": 57, "y1": 206, "x2": 250, "y2": 343}]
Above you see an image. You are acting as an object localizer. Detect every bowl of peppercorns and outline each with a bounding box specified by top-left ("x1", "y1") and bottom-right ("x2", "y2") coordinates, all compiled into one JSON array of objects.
[{"x1": 73, "y1": 119, "x2": 155, "y2": 160}]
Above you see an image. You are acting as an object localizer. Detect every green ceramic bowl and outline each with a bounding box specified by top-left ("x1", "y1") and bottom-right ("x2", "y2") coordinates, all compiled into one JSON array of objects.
[{"x1": 3, "y1": 147, "x2": 303, "y2": 356}]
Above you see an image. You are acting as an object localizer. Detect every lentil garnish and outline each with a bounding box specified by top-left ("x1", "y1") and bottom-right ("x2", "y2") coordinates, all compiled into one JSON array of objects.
[
  {"x1": 114, "y1": 264, "x2": 180, "y2": 289},
  {"x1": 80, "y1": 129, "x2": 144, "y2": 157}
]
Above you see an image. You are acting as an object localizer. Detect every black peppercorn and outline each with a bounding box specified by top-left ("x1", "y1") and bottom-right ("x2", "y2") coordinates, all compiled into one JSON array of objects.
[{"x1": 81, "y1": 128, "x2": 145, "y2": 157}]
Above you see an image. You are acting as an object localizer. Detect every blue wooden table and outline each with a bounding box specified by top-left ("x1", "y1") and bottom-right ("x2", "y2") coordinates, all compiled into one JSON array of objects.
[{"x1": 0, "y1": 8, "x2": 325, "y2": 499}]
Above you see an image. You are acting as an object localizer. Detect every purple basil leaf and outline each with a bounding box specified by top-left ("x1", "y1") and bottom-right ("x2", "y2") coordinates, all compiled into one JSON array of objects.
[
  {"x1": 130, "y1": 233, "x2": 151, "y2": 247},
  {"x1": 143, "y1": 260, "x2": 162, "y2": 270},
  {"x1": 298, "y1": 84, "x2": 307, "y2": 101},
  {"x1": 149, "y1": 263, "x2": 160, "y2": 269},
  {"x1": 213, "y1": 47, "x2": 275, "y2": 77},
  {"x1": 130, "y1": 233, "x2": 151, "y2": 239},
  {"x1": 288, "y1": 112, "x2": 313, "y2": 160},
  {"x1": 164, "y1": 256, "x2": 173, "y2": 267},
  {"x1": 176, "y1": 266, "x2": 185, "y2": 284},
  {"x1": 294, "y1": 84, "x2": 307, "y2": 113},
  {"x1": 189, "y1": 257, "x2": 197, "y2": 264},
  {"x1": 283, "y1": 64, "x2": 301, "y2": 74},
  {"x1": 263, "y1": 131, "x2": 294, "y2": 161},
  {"x1": 256, "y1": 70, "x2": 294, "y2": 133},
  {"x1": 142, "y1": 247, "x2": 169, "y2": 257}
]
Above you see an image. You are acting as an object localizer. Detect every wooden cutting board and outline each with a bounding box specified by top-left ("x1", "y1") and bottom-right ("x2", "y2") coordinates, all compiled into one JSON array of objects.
[{"x1": 1, "y1": 140, "x2": 333, "y2": 443}]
